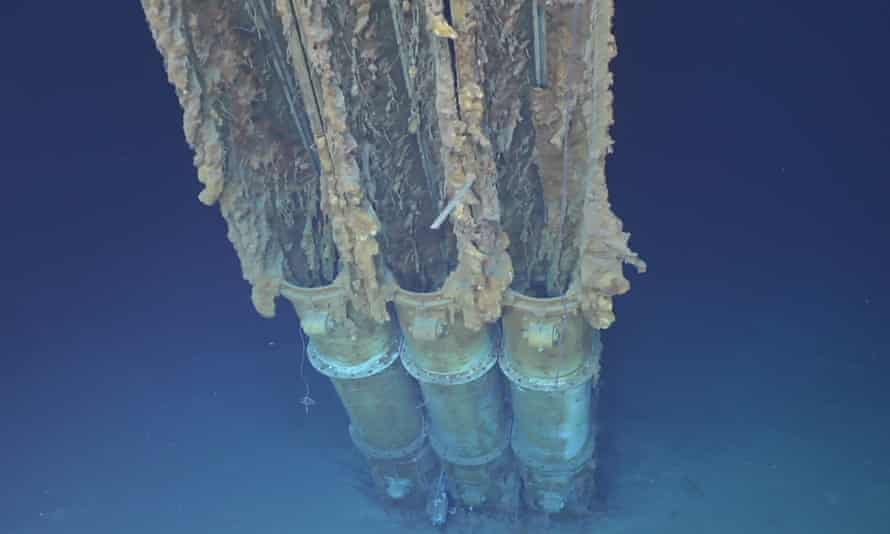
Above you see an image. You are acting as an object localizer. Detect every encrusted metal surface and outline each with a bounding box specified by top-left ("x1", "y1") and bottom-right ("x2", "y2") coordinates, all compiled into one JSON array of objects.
[
  {"x1": 144, "y1": 0, "x2": 644, "y2": 330},
  {"x1": 145, "y1": 0, "x2": 645, "y2": 518},
  {"x1": 142, "y1": 0, "x2": 337, "y2": 319}
]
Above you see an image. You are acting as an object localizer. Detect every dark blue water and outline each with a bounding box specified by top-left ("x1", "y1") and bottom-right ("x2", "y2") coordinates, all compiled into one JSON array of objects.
[{"x1": 2, "y1": 1, "x2": 888, "y2": 532}]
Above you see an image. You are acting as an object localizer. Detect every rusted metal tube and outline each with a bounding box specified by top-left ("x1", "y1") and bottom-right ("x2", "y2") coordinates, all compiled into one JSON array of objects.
[
  {"x1": 281, "y1": 277, "x2": 435, "y2": 501},
  {"x1": 395, "y1": 289, "x2": 517, "y2": 510},
  {"x1": 500, "y1": 290, "x2": 600, "y2": 514}
]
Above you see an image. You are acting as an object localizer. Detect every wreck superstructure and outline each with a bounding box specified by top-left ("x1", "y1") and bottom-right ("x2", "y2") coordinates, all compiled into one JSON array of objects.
[{"x1": 143, "y1": 0, "x2": 644, "y2": 522}]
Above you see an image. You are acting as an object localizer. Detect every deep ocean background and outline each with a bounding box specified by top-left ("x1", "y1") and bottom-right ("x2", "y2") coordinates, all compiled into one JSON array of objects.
[{"x1": 2, "y1": 1, "x2": 888, "y2": 532}]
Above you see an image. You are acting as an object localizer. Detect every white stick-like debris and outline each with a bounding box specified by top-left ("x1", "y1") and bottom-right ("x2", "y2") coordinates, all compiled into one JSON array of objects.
[{"x1": 429, "y1": 177, "x2": 477, "y2": 230}]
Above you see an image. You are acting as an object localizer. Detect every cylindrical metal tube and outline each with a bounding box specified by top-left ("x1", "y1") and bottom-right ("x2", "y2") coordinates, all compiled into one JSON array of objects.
[
  {"x1": 328, "y1": 352, "x2": 424, "y2": 453},
  {"x1": 395, "y1": 289, "x2": 515, "y2": 509},
  {"x1": 510, "y1": 381, "x2": 591, "y2": 465},
  {"x1": 281, "y1": 278, "x2": 434, "y2": 501},
  {"x1": 500, "y1": 290, "x2": 600, "y2": 514},
  {"x1": 420, "y1": 368, "x2": 505, "y2": 460}
]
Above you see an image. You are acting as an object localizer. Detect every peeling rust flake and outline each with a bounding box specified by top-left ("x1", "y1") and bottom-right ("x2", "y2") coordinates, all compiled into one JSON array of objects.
[
  {"x1": 143, "y1": 0, "x2": 644, "y2": 329},
  {"x1": 143, "y1": 0, "x2": 335, "y2": 318}
]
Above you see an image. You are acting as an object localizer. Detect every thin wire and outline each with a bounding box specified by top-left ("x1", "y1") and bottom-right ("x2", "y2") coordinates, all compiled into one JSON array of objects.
[{"x1": 298, "y1": 326, "x2": 315, "y2": 415}]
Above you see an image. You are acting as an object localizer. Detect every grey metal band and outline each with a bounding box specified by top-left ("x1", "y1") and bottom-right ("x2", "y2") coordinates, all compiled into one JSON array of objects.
[
  {"x1": 399, "y1": 334, "x2": 498, "y2": 386},
  {"x1": 348, "y1": 418, "x2": 429, "y2": 462},
  {"x1": 429, "y1": 416, "x2": 512, "y2": 467},
  {"x1": 498, "y1": 335, "x2": 601, "y2": 392},
  {"x1": 513, "y1": 424, "x2": 598, "y2": 476},
  {"x1": 306, "y1": 338, "x2": 400, "y2": 380}
]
